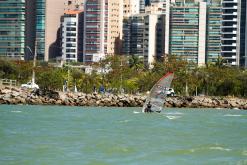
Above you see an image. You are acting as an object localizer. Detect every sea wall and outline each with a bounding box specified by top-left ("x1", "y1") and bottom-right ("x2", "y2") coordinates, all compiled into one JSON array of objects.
[{"x1": 0, "y1": 86, "x2": 247, "y2": 110}]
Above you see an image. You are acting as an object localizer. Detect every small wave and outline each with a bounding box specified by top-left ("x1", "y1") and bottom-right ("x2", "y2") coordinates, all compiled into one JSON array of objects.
[
  {"x1": 11, "y1": 110, "x2": 22, "y2": 113},
  {"x1": 189, "y1": 149, "x2": 195, "y2": 153},
  {"x1": 165, "y1": 112, "x2": 183, "y2": 115},
  {"x1": 224, "y1": 114, "x2": 243, "y2": 117},
  {"x1": 166, "y1": 115, "x2": 181, "y2": 120},
  {"x1": 133, "y1": 111, "x2": 141, "y2": 114},
  {"x1": 187, "y1": 146, "x2": 232, "y2": 153},
  {"x1": 119, "y1": 120, "x2": 129, "y2": 123},
  {"x1": 209, "y1": 147, "x2": 231, "y2": 151}
]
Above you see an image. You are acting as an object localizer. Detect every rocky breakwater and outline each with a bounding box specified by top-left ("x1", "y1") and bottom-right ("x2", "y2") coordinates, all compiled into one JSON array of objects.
[
  {"x1": 165, "y1": 96, "x2": 247, "y2": 110},
  {"x1": 0, "y1": 86, "x2": 247, "y2": 110},
  {"x1": 0, "y1": 87, "x2": 145, "y2": 107}
]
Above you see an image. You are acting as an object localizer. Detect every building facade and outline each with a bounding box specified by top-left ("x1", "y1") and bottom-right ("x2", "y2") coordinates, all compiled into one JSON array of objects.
[
  {"x1": 0, "y1": 0, "x2": 26, "y2": 60},
  {"x1": 206, "y1": 4, "x2": 222, "y2": 63},
  {"x1": 145, "y1": 2, "x2": 167, "y2": 14},
  {"x1": 107, "y1": 0, "x2": 123, "y2": 55},
  {"x1": 239, "y1": 0, "x2": 247, "y2": 68},
  {"x1": 84, "y1": 0, "x2": 123, "y2": 63},
  {"x1": 122, "y1": 14, "x2": 161, "y2": 67},
  {"x1": 61, "y1": 10, "x2": 83, "y2": 63},
  {"x1": 145, "y1": 1, "x2": 170, "y2": 59},
  {"x1": 25, "y1": 0, "x2": 36, "y2": 60},
  {"x1": 35, "y1": 0, "x2": 46, "y2": 60},
  {"x1": 83, "y1": 0, "x2": 108, "y2": 63},
  {"x1": 123, "y1": 0, "x2": 140, "y2": 17},
  {"x1": 169, "y1": 1, "x2": 207, "y2": 65},
  {"x1": 221, "y1": 0, "x2": 238, "y2": 66}
]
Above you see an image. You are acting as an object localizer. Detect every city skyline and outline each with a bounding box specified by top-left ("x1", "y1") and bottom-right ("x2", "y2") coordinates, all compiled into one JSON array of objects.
[{"x1": 0, "y1": 0, "x2": 246, "y2": 68}]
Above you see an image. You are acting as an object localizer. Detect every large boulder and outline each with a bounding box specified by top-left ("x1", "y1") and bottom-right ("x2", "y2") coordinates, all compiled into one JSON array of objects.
[{"x1": 32, "y1": 89, "x2": 59, "y2": 100}]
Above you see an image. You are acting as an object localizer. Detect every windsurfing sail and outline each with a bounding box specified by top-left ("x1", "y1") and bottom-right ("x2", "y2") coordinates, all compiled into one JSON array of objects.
[{"x1": 142, "y1": 72, "x2": 174, "y2": 112}]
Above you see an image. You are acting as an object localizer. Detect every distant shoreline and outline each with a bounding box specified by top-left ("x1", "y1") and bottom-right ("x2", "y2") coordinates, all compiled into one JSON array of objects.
[{"x1": 0, "y1": 86, "x2": 247, "y2": 110}]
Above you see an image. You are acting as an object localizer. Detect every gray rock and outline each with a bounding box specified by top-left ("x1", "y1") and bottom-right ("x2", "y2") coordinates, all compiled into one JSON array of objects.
[
  {"x1": 11, "y1": 91, "x2": 20, "y2": 97},
  {"x1": 3, "y1": 94, "x2": 11, "y2": 100}
]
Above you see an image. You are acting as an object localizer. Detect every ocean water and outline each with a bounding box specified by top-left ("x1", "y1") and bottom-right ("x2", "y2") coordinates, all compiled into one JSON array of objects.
[{"x1": 0, "y1": 105, "x2": 247, "y2": 165}]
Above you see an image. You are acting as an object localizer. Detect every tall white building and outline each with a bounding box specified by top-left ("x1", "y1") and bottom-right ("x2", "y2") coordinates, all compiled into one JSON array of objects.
[
  {"x1": 61, "y1": 10, "x2": 83, "y2": 63},
  {"x1": 145, "y1": 0, "x2": 170, "y2": 57}
]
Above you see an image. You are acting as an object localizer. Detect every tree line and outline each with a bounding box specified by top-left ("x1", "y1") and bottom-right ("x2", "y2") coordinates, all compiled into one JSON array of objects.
[{"x1": 0, "y1": 55, "x2": 246, "y2": 97}]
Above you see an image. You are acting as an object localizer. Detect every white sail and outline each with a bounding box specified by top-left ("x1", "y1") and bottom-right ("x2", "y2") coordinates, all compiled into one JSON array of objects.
[{"x1": 142, "y1": 72, "x2": 174, "y2": 112}]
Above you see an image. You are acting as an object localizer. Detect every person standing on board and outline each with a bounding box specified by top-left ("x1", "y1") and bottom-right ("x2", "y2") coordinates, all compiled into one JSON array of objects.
[{"x1": 145, "y1": 101, "x2": 153, "y2": 113}]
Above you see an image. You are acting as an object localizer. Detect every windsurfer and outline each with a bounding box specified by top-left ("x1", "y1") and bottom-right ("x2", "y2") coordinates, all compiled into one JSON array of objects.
[{"x1": 144, "y1": 101, "x2": 153, "y2": 113}]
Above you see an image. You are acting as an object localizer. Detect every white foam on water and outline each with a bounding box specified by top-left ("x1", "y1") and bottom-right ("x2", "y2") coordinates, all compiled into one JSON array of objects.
[
  {"x1": 224, "y1": 114, "x2": 243, "y2": 117},
  {"x1": 189, "y1": 149, "x2": 195, "y2": 153},
  {"x1": 166, "y1": 115, "x2": 181, "y2": 120},
  {"x1": 133, "y1": 111, "x2": 141, "y2": 114},
  {"x1": 165, "y1": 112, "x2": 184, "y2": 115},
  {"x1": 209, "y1": 146, "x2": 232, "y2": 152},
  {"x1": 119, "y1": 120, "x2": 129, "y2": 123},
  {"x1": 11, "y1": 110, "x2": 22, "y2": 113}
]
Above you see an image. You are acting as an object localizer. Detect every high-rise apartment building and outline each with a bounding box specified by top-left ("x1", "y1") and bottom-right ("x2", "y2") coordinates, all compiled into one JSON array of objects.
[
  {"x1": 145, "y1": 1, "x2": 170, "y2": 58},
  {"x1": 84, "y1": 0, "x2": 123, "y2": 63},
  {"x1": 0, "y1": 0, "x2": 26, "y2": 60},
  {"x1": 221, "y1": 0, "x2": 238, "y2": 66},
  {"x1": 169, "y1": 1, "x2": 207, "y2": 65},
  {"x1": 61, "y1": 10, "x2": 83, "y2": 63},
  {"x1": 122, "y1": 14, "x2": 163, "y2": 67},
  {"x1": 206, "y1": 4, "x2": 222, "y2": 63},
  {"x1": 26, "y1": 0, "x2": 36, "y2": 60},
  {"x1": 219, "y1": 0, "x2": 247, "y2": 67},
  {"x1": 239, "y1": 0, "x2": 247, "y2": 68},
  {"x1": 122, "y1": 0, "x2": 171, "y2": 65},
  {"x1": 35, "y1": 0, "x2": 46, "y2": 60},
  {"x1": 83, "y1": 0, "x2": 109, "y2": 63},
  {"x1": 107, "y1": 0, "x2": 123, "y2": 55}
]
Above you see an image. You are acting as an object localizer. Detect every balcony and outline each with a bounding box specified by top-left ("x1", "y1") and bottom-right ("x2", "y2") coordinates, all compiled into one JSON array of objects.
[
  {"x1": 223, "y1": 49, "x2": 236, "y2": 53},
  {"x1": 222, "y1": 18, "x2": 237, "y2": 22},
  {"x1": 221, "y1": 24, "x2": 237, "y2": 28},
  {"x1": 222, "y1": 0, "x2": 237, "y2": 3},
  {"x1": 221, "y1": 37, "x2": 237, "y2": 41},
  {"x1": 222, "y1": 30, "x2": 237, "y2": 34},
  {"x1": 222, "y1": 6, "x2": 237, "y2": 10},
  {"x1": 221, "y1": 42, "x2": 236, "y2": 46}
]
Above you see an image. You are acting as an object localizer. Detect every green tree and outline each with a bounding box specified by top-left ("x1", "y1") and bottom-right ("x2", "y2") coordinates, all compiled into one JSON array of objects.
[
  {"x1": 36, "y1": 68, "x2": 64, "y2": 90},
  {"x1": 0, "y1": 59, "x2": 18, "y2": 79}
]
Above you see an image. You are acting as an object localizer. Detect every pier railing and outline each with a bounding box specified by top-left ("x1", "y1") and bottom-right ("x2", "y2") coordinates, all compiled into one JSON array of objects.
[{"x1": 0, "y1": 79, "x2": 17, "y2": 87}]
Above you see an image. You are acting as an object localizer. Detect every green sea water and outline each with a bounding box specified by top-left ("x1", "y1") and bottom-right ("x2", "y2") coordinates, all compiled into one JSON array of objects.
[{"x1": 0, "y1": 105, "x2": 247, "y2": 165}]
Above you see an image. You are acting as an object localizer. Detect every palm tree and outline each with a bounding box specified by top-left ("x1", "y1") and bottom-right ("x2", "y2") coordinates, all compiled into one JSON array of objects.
[{"x1": 128, "y1": 55, "x2": 145, "y2": 71}]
